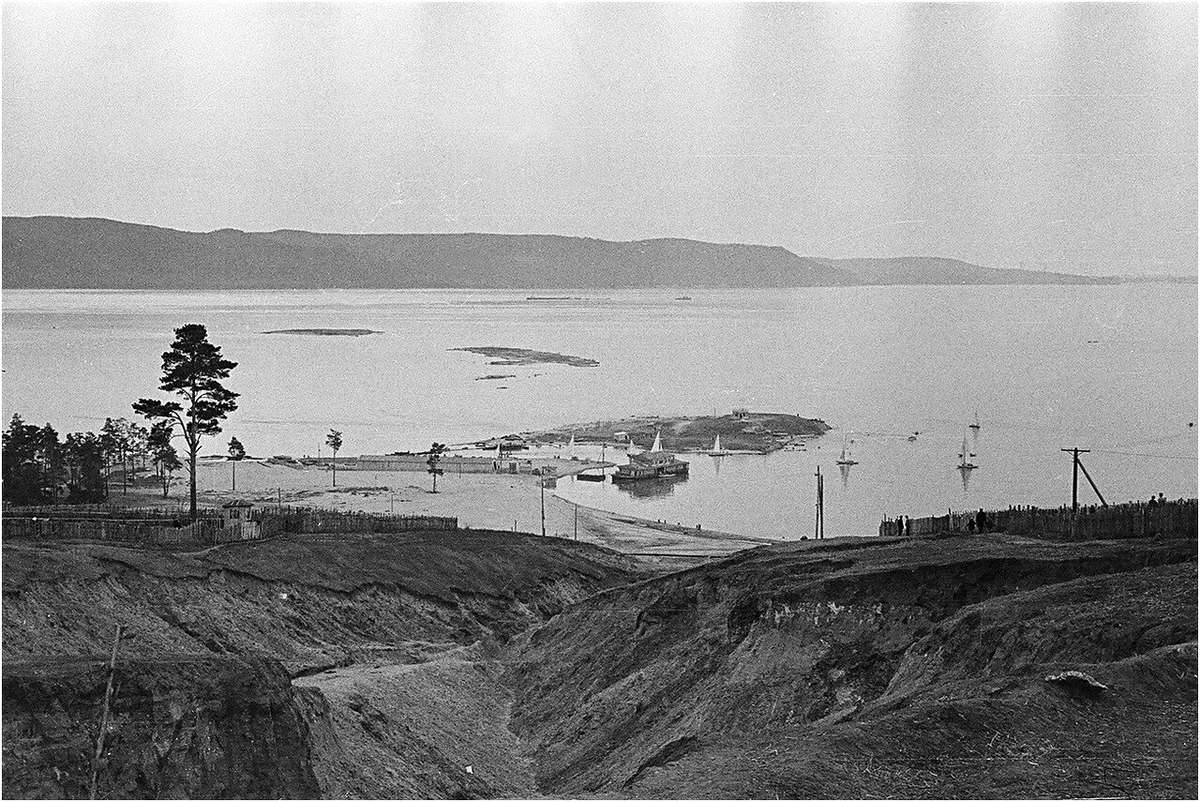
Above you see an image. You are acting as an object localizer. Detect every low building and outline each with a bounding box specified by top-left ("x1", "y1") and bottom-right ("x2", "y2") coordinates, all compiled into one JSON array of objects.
[{"x1": 220, "y1": 499, "x2": 260, "y2": 540}]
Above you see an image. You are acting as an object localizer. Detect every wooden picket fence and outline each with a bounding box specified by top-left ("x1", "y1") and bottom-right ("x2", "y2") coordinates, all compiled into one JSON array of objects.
[
  {"x1": 255, "y1": 505, "x2": 457, "y2": 537},
  {"x1": 2, "y1": 502, "x2": 457, "y2": 548},
  {"x1": 880, "y1": 498, "x2": 1197, "y2": 542}
]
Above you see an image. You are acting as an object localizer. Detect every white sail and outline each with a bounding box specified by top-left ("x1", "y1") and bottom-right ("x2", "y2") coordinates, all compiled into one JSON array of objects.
[
  {"x1": 627, "y1": 438, "x2": 640, "y2": 458},
  {"x1": 650, "y1": 430, "x2": 663, "y2": 452},
  {"x1": 713, "y1": 434, "x2": 722, "y2": 452},
  {"x1": 568, "y1": 433, "x2": 576, "y2": 457}
]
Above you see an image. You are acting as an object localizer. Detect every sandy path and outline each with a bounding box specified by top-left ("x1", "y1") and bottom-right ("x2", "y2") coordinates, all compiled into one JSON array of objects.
[{"x1": 190, "y1": 460, "x2": 764, "y2": 556}]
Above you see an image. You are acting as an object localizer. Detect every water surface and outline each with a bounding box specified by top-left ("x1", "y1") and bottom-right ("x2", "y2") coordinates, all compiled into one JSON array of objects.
[{"x1": 3, "y1": 286, "x2": 1195, "y2": 537}]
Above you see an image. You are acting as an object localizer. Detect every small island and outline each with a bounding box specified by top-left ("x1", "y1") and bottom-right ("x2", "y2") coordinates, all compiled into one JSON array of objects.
[
  {"x1": 514, "y1": 412, "x2": 829, "y2": 453},
  {"x1": 262, "y1": 328, "x2": 382, "y2": 337},
  {"x1": 450, "y1": 346, "x2": 600, "y2": 368}
]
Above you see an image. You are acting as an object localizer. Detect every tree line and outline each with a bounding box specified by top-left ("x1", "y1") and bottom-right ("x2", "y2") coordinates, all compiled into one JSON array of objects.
[{"x1": 2, "y1": 415, "x2": 182, "y2": 506}]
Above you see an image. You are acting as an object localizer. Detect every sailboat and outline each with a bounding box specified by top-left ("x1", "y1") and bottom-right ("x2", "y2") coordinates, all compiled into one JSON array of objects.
[
  {"x1": 957, "y1": 435, "x2": 977, "y2": 470},
  {"x1": 650, "y1": 430, "x2": 663, "y2": 452},
  {"x1": 836, "y1": 436, "x2": 858, "y2": 466},
  {"x1": 969, "y1": 411, "x2": 981, "y2": 432},
  {"x1": 708, "y1": 433, "x2": 730, "y2": 456},
  {"x1": 567, "y1": 433, "x2": 577, "y2": 458}
]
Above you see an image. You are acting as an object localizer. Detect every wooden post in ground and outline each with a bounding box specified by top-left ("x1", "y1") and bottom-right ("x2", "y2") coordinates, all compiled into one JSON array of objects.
[
  {"x1": 90, "y1": 623, "x2": 125, "y2": 800},
  {"x1": 1060, "y1": 447, "x2": 1090, "y2": 513},
  {"x1": 816, "y1": 465, "x2": 825, "y2": 542},
  {"x1": 1075, "y1": 457, "x2": 1107, "y2": 508},
  {"x1": 574, "y1": 503, "x2": 578, "y2": 540},
  {"x1": 540, "y1": 480, "x2": 546, "y2": 537},
  {"x1": 814, "y1": 466, "x2": 824, "y2": 539}
]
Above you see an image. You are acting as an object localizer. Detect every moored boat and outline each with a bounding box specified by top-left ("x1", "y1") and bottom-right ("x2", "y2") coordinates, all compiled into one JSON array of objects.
[
  {"x1": 836, "y1": 435, "x2": 858, "y2": 466},
  {"x1": 614, "y1": 430, "x2": 689, "y2": 482},
  {"x1": 957, "y1": 435, "x2": 977, "y2": 470}
]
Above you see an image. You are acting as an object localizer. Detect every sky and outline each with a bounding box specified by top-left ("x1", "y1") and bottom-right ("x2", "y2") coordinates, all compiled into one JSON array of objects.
[{"x1": 2, "y1": 2, "x2": 1196, "y2": 275}]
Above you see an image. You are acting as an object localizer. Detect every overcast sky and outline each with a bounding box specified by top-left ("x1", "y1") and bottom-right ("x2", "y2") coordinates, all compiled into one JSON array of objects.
[{"x1": 3, "y1": 2, "x2": 1196, "y2": 274}]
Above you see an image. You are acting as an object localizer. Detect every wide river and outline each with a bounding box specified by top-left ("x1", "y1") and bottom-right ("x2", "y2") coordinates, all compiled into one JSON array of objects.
[{"x1": 2, "y1": 286, "x2": 1196, "y2": 539}]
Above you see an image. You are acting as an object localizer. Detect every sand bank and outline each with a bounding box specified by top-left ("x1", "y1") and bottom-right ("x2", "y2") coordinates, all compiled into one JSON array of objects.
[{"x1": 190, "y1": 460, "x2": 764, "y2": 558}]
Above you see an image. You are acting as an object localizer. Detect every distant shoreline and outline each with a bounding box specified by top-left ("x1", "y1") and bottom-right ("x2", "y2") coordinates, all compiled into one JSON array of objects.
[
  {"x1": 3, "y1": 215, "x2": 1131, "y2": 289},
  {"x1": 262, "y1": 328, "x2": 382, "y2": 337},
  {"x1": 512, "y1": 412, "x2": 830, "y2": 454}
]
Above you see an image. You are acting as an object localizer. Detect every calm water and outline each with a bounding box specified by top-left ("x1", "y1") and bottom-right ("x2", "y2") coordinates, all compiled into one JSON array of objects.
[{"x1": 3, "y1": 286, "x2": 1196, "y2": 538}]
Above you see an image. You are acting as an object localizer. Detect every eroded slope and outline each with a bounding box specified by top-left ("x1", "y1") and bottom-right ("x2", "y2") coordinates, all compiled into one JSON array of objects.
[{"x1": 505, "y1": 534, "x2": 1198, "y2": 798}]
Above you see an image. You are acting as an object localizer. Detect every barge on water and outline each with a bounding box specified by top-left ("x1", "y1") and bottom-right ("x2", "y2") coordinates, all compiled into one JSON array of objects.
[{"x1": 613, "y1": 432, "x2": 689, "y2": 482}]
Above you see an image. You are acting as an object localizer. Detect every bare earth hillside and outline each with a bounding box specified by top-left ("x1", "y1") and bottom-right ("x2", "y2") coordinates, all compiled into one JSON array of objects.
[
  {"x1": 3, "y1": 528, "x2": 1195, "y2": 798},
  {"x1": 505, "y1": 534, "x2": 1197, "y2": 798}
]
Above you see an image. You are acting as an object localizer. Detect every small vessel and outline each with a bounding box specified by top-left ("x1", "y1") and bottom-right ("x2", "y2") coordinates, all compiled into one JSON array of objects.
[
  {"x1": 614, "y1": 430, "x2": 689, "y2": 482},
  {"x1": 969, "y1": 411, "x2": 981, "y2": 432},
  {"x1": 577, "y1": 442, "x2": 607, "y2": 481},
  {"x1": 907, "y1": 431, "x2": 919, "y2": 442},
  {"x1": 708, "y1": 433, "x2": 730, "y2": 456},
  {"x1": 957, "y1": 436, "x2": 977, "y2": 470},
  {"x1": 836, "y1": 436, "x2": 858, "y2": 466}
]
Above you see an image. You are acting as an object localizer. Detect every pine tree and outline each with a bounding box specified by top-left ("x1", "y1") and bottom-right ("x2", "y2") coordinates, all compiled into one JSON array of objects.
[{"x1": 134, "y1": 324, "x2": 238, "y2": 518}]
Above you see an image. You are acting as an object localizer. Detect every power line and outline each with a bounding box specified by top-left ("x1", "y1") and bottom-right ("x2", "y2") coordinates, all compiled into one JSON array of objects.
[{"x1": 1089, "y1": 448, "x2": 1199, "y2": 461}]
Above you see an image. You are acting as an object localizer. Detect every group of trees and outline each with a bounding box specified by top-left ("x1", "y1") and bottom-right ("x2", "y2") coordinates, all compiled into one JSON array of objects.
[
  {"x1": 3, "y1": 324, "x2": 231, "y2": 515},
  {"x1": 2, "y1": 414, "x2": 186, "y2": 507}
]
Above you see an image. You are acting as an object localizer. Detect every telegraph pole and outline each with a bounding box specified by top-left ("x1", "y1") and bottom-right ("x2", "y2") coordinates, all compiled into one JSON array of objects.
[
  {"x1": 540, "y1": 479, "x2": 546, "y2": 537},
  {"x1": 574, "y1": 503, "x2": 579, "y2": 540},
  {"x1": 814, "y1": 466, "x2": 825, "y2": 540},
  {"x1": 1061, "y1": 447, "x2": 1107, "y2": 511}
]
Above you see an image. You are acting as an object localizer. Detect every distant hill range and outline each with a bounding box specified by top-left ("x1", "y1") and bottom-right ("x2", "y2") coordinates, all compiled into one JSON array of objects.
[{"x1": 2, "y1": 216, "x2": 1119, "y2": 289}]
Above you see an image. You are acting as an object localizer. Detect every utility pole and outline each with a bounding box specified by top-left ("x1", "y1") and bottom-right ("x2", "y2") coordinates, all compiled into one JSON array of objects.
[
  {"x1": 574, "y1": 503, "x2": 578, "y2": 540},
  {"x1": 1061, "y1": 447, "x2": 1107, "y2": 511},
  {"x1": 1065, "y1": 444, "x2": 1108, "y2": 506},
  {"x1": 540, "y1": 479, "x2": 546, "y2": 537},
  {"x1": 814, "y1": 466, "x2": 825, "y2": 540},
  {"x1": 390, "y1": 489, "x2": 394, "y2": 514}
]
